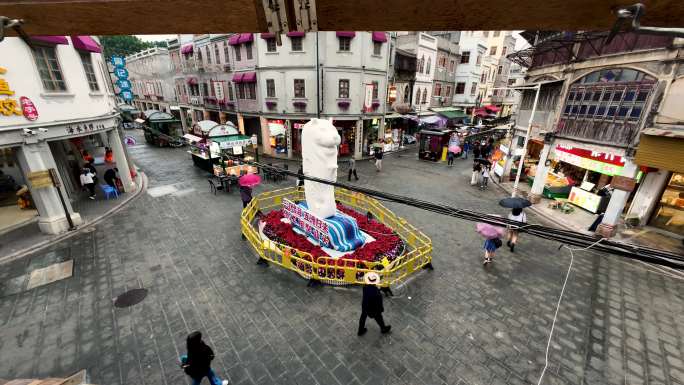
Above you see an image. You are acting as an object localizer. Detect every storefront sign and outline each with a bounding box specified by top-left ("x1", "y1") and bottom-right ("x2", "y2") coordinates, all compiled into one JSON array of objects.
[
  {"x1": 28, "y1": 170, "x2": 53, "y2": 189},
  {"x1": 387, "y1": 86, "x2": 397, "y2": 103},
  {"x1": 213, "y1": 81, "x2": 225, "y2": 102},
  {"x1": 282, "y1": 198, "x2": 332, "y2": 248},
  {"x1": 568, "y1": 186, "x2": 601, "y2": 213},
  {"x1": 218, "y1": 138, "x2": 254, "y2": 149},
  {"x1": 611, "y1": 175, "x2": 637, "y2": 192},
  {"x1": 555, "y1": 145, "x2": 625, "y2": 176},
  {"x1": 20, "y1": 97, "x2": 38, "y2": 121},
  {"x1": 499, "y1": 144, "x2": 510, "y2": 156},
  {"x1": 363, "y1": 84, "x2": 374, "y2": 113},
  {"x1": 0, "y1": 67, "x2": 29, "y2": 119},
  {"x1": 111, "y1": 56, "x2": 126, "y2": 67},
  {"x1": 493, "y1": 162, "x2": 504, "y2": 177}
]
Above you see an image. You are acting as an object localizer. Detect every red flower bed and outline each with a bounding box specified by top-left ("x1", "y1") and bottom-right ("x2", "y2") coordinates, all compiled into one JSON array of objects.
[{"x1": 261, "y1": 204, "x2": 405, "y2": 280}]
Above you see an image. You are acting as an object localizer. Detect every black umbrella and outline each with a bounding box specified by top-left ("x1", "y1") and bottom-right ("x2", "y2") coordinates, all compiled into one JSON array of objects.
[
  {"x1": 474, "y1": 158, "x2": 491, "y2": 164},
  {"x1": 499, "y1": 197, "x2": 532, "y2": 209}
]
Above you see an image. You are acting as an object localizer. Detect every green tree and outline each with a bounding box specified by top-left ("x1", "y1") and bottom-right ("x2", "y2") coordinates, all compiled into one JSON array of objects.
[{"x1": 98, "y1": 35, "x2": 166, "y2": 60}]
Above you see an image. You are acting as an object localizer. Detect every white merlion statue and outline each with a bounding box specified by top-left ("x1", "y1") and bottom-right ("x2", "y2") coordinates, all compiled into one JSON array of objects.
[{"x1": 301, "y1": 118, "x2": 340, "y2": 218}]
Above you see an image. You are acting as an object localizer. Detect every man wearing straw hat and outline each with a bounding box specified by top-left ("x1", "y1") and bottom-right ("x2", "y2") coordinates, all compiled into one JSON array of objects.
[{"x1": 358, "y1": 272, "x2": 392, "y2": 336}]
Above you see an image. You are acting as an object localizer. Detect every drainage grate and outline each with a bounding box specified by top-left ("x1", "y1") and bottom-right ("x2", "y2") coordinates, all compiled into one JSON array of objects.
[{"x1": 114, "y1": 288, "x2": 148, "y2": 308}]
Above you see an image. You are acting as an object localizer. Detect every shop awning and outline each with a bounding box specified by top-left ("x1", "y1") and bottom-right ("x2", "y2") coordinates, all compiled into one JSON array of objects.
[
  {"x1": 260, "y1": 33, "x2": 275, "y2": 39},
  {"x1": 241, "y1": 72, "x2": 257, "y2": 83},
  {"x1": 420, "y1": 115, "x2": 447, "y2": 127},
  {"x1": 238, "y1": 33, "x2": 253, "y2": 43},
  {"x1": 635, "y1": 129, "x2": 684, "y2": 173},
  {"x1": 483, "y1": 105, "x2": 501, "y2": 112},
  {"x1": 432, "y1": 108, "x2": 468, "y2": 119},
  {"x1": 228, "y1": 35, "x2": 241, "y2": 45},
  {"x1": 286, "y1": 31, "x2": 305, "y2": 37},
  {"x1": 232, "y1": 73, "x2": 244, "y2": 83},
  {"x1": 71, "y1": 36, "x2": 102, "y2": 52},
  {"x1": 336, "y1": 31, "x2": 356, "y2": 38},
  {"x1": 180, "y1": 44, "x2": 194, "y2": 54},
  {"x1": 32, "y1": 35, "x2": 69, "y2": 45},
  {"x1": 372, "y1": 32, "x2": 388, "y2": 42}
]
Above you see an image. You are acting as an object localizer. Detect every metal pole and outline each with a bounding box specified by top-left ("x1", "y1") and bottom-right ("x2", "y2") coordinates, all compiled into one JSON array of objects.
[
  {"x1": 315, "y1": 31, "x2": 320, "y2": 118},
  {"x1": 511, "y1": 83, "x2": 541, "y2": 198}
]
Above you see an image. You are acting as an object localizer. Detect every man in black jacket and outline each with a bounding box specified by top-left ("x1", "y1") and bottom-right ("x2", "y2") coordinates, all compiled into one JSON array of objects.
[
  {"x1": 182, "y1": 331, "x2": 228, "y2": 385},
  {"x1": 358, "y1": 272, "x2": 392, "y2": 336}
]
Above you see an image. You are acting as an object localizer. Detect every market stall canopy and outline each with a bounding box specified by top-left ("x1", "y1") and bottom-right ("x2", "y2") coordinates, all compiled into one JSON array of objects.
[
  {"x1": 419, "y1": 115, "x2": 448, "y2": 127},
  {"x1": 3, "y1": 1, "x2": 683, "y2": 36},
  {"x1": 208, "y1": 123, "x2": 239, "y2": 137},
  {"x1": 145, "y1": 111, "x2": 176, "y2": 122},
  {"x1": 194, "y1": 120, "x2": 219, "y2": 133},
  {"x1": 183, "y1": 133, "x2": 203, "y2": 143},
  {"x1": 431, "y1": 107, "x2": 468, "y2": 120}
]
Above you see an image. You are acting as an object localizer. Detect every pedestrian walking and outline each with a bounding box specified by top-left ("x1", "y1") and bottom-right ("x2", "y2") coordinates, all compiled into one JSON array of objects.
[
  {"x1": 374, "y1": 147, "x2": 383, "y2": 172},
  {"x1": 296, "y1": 166, "x2": 305, "y2": 187},
  {"x1": 471, "y1": 162, "x2": 481, "y2": 186},
  {"x1": 462, "y1": 141, "x2": 470, "y2": 159},
  {"x1": 358, "y1": 272, "x2": 391, "y2": 336},
  {"x1": 506, "y1": 207, "x2": 527, "y2": 252},
  {"x1": 447, "y1": 151, "x2": 454, "y2": 166},
  {"x1": 483, "y1": 236, "x2": 502, "y2": 265},
  {"x1": 348, "y1": 158, "x2": 359, "y2": 181},
  {"x1": 103, "y1": 167, "x2": 118, "y2": 190},
  {"x1": 80, "y1": 168, "x2": 96, "y2": 200},
  {"x1": 480, "y1": 164, "x2": 490, "y2": 190},
  {"x1": 180, "y1": 331, "x2": 229, "y2": 385}
]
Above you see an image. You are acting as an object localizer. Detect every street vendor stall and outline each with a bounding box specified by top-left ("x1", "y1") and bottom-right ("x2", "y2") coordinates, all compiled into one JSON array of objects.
[
  {"x1": 188, "y1": 122, "x2": 257, "y2": 173},
  {"x1": 526, "y1": 164, "x2": 573, "y2": 199},
  {"x1": 417, "y1": 129, "x2": 454, "y2": 162},
  {"x1": 143, "y1": 110, "x2": 183, "y2": 147}
]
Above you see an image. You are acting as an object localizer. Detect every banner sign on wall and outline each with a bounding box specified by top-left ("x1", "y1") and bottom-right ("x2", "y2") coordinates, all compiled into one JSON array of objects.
[{"x1": 555, "y1": 145, "x2": 625, "y2": 176}]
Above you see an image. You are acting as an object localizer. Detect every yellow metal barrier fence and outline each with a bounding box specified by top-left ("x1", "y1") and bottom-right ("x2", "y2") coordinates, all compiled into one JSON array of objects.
[{"x1": 241, "y1": 187, "x2": 432, "y2": 286}]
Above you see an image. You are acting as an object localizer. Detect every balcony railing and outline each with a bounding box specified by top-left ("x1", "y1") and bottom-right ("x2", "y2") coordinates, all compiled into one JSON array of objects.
[{"x1": 555, "y1": 117, "x2": 639, "y2": 146}]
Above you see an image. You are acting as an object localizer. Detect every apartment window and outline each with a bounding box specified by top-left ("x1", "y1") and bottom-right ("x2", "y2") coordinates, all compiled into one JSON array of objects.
[
  {"x1": 372, "y1": 81, "x2": 379, "y2": 99},
  {"x1": 227, "y1": 83, "x2": 234, "y2": 100},
  {"x1": 266, "y1": 38, "x2": 277, "y2": 52},
  {"x1": 294, "y1": 79, "x2": 305, "y2": 97},
  {"x1": 455, "y1": 82, "x2": 465, "y2": 95},
  {"x1": 206, "y1": 46, "x2": 212, "y2": 64},
  {"x1": 246, "y1": 83, "x2": 256, "y2": 100},
  {"x1": 78, "y1": 52, "x2": 99, "y2": 92},
  {"x1": 418, "y1": 56, "x2": 425, "y2": 73},
  {"x1": 339, "y1": 36, "x2": 351, "y2": 52},
  {"x1": 426, "y1": 58, "x2": 431, "y2": 74},
  {"x1": 446, "y1": 86, "x2": 452, "y2": 97},
  {"x1": 449, "y1": 60, "x2": 455, "y2": 72},
  {"x1": 32, "y1": 46, "x2": 67, "y2": 92},
  {"x1": 502, "y1": 46, "x2": 507, "y2": 55},
  {"x1": 373, "y1": 41, "x2": 382, "y2": 55},
  {"x1": 291, "y1": 37, "x2": 303, "y2": 51},
  {"x1": 470, "y1": 83, "x2": 477, "y2": 95},
  {"x1": 266, "y1": 79, "x2": 276, "y2": 98},
  {"x1": 214, "y1": 44, "x2": 221, "y2": 64},
  {"x1": 234, "y1": 46, "x2": 241, "y2": 61},
  {"x1": 497, "y1": 65, "x2": 503, "y2": 75},
  {"x1": 490, "y1": 46, "x2": 497, "y2": 55},
  {"x1": 421, "y1": 88, "x2": 427, "y2": 104},
  {"x1": 223, "y1": 42, "x2": 230, "y2": 65},
  {"x1": 434, "y1": 83, "x2": 441, "y2": 96},
  {"x1": 245, "y1": 42, "x2": 253, "y2": 60},
  {"x1": 480, "y1": 72, "x2": 486, "y2": 82},
  {"x1": 483, "y1": 31, "x2": 489, "y2": 37},
  {"x1": 460, "y1": 51, "x2": 470, "y2": 64},
  {"x1": 339, "y1": 79, "x2": 349, "y2": 98},
  {"x1": 476, "y1": 55, "x2": 482, "y2": 65},
  {"x1": 493, "y1": 31, "x2": 500, "y2": 37}
]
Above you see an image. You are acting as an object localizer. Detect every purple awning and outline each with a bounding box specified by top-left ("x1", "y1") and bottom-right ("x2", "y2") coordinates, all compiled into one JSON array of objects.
[
  {"x1": 260, "y1": 33, "x2": 276, "y2": 39},
  {"x1": 336, "y1": 31, "x2": 356, "y2": 38},
  {"x1": 286, "y1": 31, "x2": 305, "y2": 37},
  {"x1": 372, "y1": 32, "x2": 388, "y2": 43},
  {"x1": 181, "y1": 44, "x2": 194, "y2": 54},
  {"x1": 232, "y1": 73, "x2": 245, "y2": 83},
  {"x1": 238, "y1": 33, "x2": 254, "y2": 44},
  {"x1": 71, "y1": 36, "x2": 102, "y2": 53},
  {"x1": 31, "y1": 36, "x2": 69, "y2": 45},
  {"x1": 228, "y1": 35, "x2": 241, "y2": 45},
  {"x1": 242, "y1": 72, "x2": 256, "y2": 83}
]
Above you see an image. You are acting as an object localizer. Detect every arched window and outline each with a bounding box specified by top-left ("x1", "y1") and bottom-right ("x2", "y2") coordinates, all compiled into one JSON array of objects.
[
  {"x1": 419, "y1": 56, "x2": 425, "y2": 73},
  {"x1": 421, "y1": 88, "x2": 427, "y2": 104},
  {"x1": 558, "y1": 68, "x2": 655, "y2": 144},
  {"x1": 403, "y1": 85, "x2": 410, "y2": 103},
  {"x1": 426, "y1": 57, "x2": 431, "y2": 75}
]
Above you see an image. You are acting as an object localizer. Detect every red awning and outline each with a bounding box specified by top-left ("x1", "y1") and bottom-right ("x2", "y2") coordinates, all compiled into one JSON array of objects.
[
  {"x1": 180, "y1": 44, "x2": 194, "y2": 54},
  {"x1": 71, "y1": 36, "x2": 102, "y2": 53},
  {"x1": 31, "y1": 36, "x2": 69, "y2": 45},
  {"x1": 484, "y1": 104, "x2": 501, "y2": 112},
  {"x1": 372, "y1": 32, "x2": 388, "y2": 42},
  {"x1": 228, "y1": 35, "x2": 241, "y2": 45},
  {"x1": 232, "y1": 73, "x2": 245, "y2": 83},
  {"x1": 260, "y1": 33, "x2": 275, "y2": 39},
  {"x1": 336, "y1": 31, "x2": 356, "y2": 38},
  {"x1": 286, "y1": 31, "x2": 305, "y2": 37},
  {"x1": 238, "y1": 33, "x2": 254, "y2": 44},
  {"x1": 242, "y1": 72, "x2": 256, "y2": 83}
]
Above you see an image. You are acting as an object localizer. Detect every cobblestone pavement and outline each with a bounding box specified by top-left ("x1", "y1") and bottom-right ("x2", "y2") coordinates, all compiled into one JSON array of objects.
[{"x1": 1, "y1": 132, "x2": 683, "y2": 385}]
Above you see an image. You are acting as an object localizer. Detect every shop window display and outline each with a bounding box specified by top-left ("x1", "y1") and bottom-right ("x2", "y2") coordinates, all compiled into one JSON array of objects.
[
  {"x1": 650, "y1": 173, "x2": 684, "y2": 235},
  {"x1": 268, "y1": 119, "x2": 288, "y2": 154}
]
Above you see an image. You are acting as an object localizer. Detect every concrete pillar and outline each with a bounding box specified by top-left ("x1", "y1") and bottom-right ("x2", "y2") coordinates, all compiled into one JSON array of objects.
[
  {"x1": 354, "y1": 119, "x2": 363, "y2": 160},
  {"x1": 502, "y1": 134, "x2": 520, "y2": 180},
  {"x1": 596, "y1": 159, "x2": 639, "y2": 237},
  {"x1": 378, "y1": 117, "x2": 385, "y2": 143},
  {"x1": 16, "y1": 141, "x2": 82, "y2": 234},
  {"x1": 528, "y1": 142, "x2": 552, "y2": 203},
  {"x1": 107, "y1": 129, "x2": 135, "y2": 193},
  {"x1": 627, "y1": 170, "x2": 669, "y2": 226},
  {"x1": 237, "y1": 113, "x2": 245, "y2": 135}
]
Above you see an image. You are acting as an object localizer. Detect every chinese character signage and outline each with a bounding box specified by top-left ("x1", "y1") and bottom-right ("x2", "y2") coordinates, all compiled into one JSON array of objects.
[
  {"x1": 116, "y1": 79, "x2": 131, "y2": 90},
  {"x1": 111, "y1": 56, "x2": 126, "y2": 67},
  {"x1": 554, "y1": 145, "x2": 625, "y2": 176},
  {"x1": 363, "y1": 84, "x2": 374, "y2": 112},
  {"x1": 282, "y1": 198, "x2": 332, "y2": 248},
  {"x1": 112, "y1": 58, "x2": 133, "y2": 102},
  {"x1": 568, "y1": 186, "x2": 601, "y2": 213},
  {"x1": 0, "y1": 67, "x2": 38, "y2": 120},
  {"x1": 114, "y1": 67, "x2": 129, "y2": 79},
  {"x1": 213, "y1": 81, "x2": 225, "y2": 102}
]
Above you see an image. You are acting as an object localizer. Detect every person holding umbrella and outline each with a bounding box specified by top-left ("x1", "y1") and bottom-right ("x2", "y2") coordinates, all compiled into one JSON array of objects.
[
  {"x1": 499, "y1": 197, "x2": 532, "y2": 253},
  {"x1": 476, "y1": 222, "x2": 505, "y2": 265}
]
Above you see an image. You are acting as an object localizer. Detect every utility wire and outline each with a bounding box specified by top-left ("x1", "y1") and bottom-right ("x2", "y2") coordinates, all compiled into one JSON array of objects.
[{"x1": 231, "y1": 157, "x2": 684, "y2": 270}]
